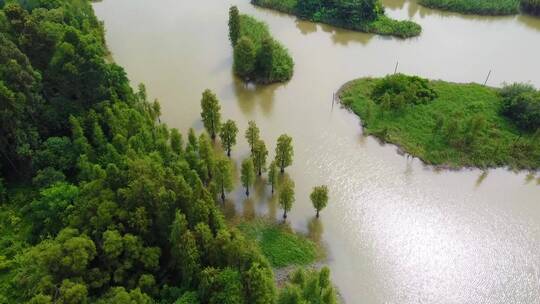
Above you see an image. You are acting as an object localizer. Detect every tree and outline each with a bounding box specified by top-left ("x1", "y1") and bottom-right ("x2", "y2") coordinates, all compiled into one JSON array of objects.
[
  {"x1": 219, "y1": 120, "x2": 238, "y2": 157},
  {"x1": 257, "y1": 38, "x2": 274, "y2": 79},
  {"x1": 279, "y1": 179, "x2": 295, "y2": 219},
  {"x1": 310, "y1": 185, "x2": 329, "y2": 218},
  {"x1": 228, "y1": 6, "x2": 240, "y2": 46},
  {"x1": 199, "y1": 133, "x2": 216, "y2": 183},
  {"x1": 241, "y1": 158, "x2": 255, "y2": 197},
  {"x1": 267, "y1": 161, "x2": 278, "y2": 194},
  {"x1": 170, "y1": 128, "x2": 184, "y2": 155},
  {"x1": 234, "y1": 36, "x2": 256, "y2": 80},
  {"x1": 170, "y1": 212, "x2": 201, "y2": 287},
  {"x1": 200, "y1": 89, "x2": 222, "y2": 140},
  {"x1": 275, "y1": 134, "x2": 293, "y2": 173},
  {"x1": 245, "y1": 121, "x2": 260, "y2": 153},
  {"x1": 215, "y1": 157, "x2": 233, "y2": 203},
  {"x1": 252, "y1": 140, "x2": 268, "y2": 176},
  {"x1": 244, "y1": 263, "x2": 276, "y2": 304}
]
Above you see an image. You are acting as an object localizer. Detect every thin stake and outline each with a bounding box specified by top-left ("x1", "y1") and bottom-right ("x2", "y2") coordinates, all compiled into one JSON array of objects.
[
  {"x1": 394, "y1": 61, "x2": 399, "y2": 74},
  {"x1": 483, "y1": 70, "x2": 492, "y2": 86}
]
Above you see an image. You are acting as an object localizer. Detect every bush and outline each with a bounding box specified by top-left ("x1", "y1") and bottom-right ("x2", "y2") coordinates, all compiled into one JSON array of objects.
[
  {"x1": 418, "y1": 0, "x2": 519, "y2": 15},
  {"x1": 501, "y1": 83, "x2": 540, "y2": 132},
  {"x1": 371, "y1": 74, "x2": 437, "y2": 109},
  {"x1": 521, "y1": 0, "x2": 540, "y2": 15}
]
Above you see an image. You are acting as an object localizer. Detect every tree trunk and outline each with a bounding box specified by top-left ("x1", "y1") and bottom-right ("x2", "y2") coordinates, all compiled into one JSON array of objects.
[
  {"x1": 227, "y1": 148, "x2": 231, "y2": 157},
  {"x1": 283, "y1": 210, "x2": 287, "y2": 219},
  {"x1": 316, "y1": 209, "x2": 320, "y2": 218},
  {"x1": 271, "y1": 184, "x2": 274, "y2": 194},
  {"x1": 221, "y1": 184, "x2": 225, "y2": 203},
  {"x1": 246, "y1": 186, "x2": 249, "y2": 197}
]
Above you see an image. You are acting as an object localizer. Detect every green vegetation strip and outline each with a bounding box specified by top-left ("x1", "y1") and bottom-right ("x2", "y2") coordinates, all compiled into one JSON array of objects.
[
  {"x1": 239, "y1": 219, "x2": 319, "y2": 268},
  {"x1": 339, "y1": 75, "x2": 540, "y2": 169},
  {"x1": 418, "y1": 0, "x2": 540, "y2": 16},
  {"x1": 251, "y1": 0, "x2": 421, "y2": 38}
]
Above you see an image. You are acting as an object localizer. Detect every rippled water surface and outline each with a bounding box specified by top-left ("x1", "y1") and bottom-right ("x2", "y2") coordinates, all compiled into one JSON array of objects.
[{"x1": 93, "y1": 0, "x2": 540, "y2": 302}]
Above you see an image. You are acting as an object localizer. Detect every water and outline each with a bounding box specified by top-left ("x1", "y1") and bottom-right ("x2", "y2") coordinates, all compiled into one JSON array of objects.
[{"x1": 92, "y1": 0, "x2": 540, "y2": 303}]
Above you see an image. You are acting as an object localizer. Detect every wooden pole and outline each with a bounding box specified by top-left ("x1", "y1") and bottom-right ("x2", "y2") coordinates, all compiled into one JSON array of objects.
[
  {"x1": 483, "y1": 70, "x2": 491, "y2": 86},
  {"x1": 394, "y1": 61, "x2": 399, "y2": 74}
]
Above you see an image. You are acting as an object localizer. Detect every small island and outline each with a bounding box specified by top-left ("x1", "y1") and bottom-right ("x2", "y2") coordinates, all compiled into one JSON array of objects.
[
  {"x1": 418, "y1": 0, "x2": 540, "y2": 16},
  {"x1": 339, "y1": 74, "x2": 540, "y2": 170},
  {"x1": 229, "y1": 7, "x2": 294, "y2": 84},
  {"x1": 251, "y1": 0, "x2": 422, "y2": 38}
]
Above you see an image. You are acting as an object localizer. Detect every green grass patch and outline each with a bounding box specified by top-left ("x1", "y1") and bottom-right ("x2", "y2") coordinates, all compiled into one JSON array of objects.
[
  {"x1": 251, "y1": 0, "x2": 421, "y2": 38},
  {"x1": 418, "y1": 0, "x2": 520, "y2": 15},
  {"x1": 238, "y1": 219, "x2": 319, "y2": 268},
  {"x1": 339, "y1": 76, "x2": 540, "y2": 170}
]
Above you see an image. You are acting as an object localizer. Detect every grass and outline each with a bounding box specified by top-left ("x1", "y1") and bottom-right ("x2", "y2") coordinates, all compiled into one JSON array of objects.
[
  {"x1": 238, "y1": 219, "x2": 320, "y2": 268},
  {"x1": 418, "y1": 0, "x2": 520, "y2": 15},
  {"x1": 339, "y1": 77, "x2": 540, "y2": 170},
  {"x1": 250, "y1": 0, "x2": 421, "y2": 38}
]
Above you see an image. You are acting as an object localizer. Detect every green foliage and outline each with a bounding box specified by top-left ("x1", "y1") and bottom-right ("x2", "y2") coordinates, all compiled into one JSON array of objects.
[
  {"x1": 228, "y1": 6, "x2": 240, "y2": 46},
  {"x1": 219, "y1": 119, "x2": 238, "y2": 157},
  {"x1": 500, "y1": 83, "x2": 540, "y2": 132},
  {"x1": 275, "y1": 134, "x2": 294, "y2": 173},
  {"x1": 340, "y1": 77, "x2": 540, "y2": 169},
  {"x1": 278, "y1": 267, "x2": 337, "y2": 304},
  {"x1": 200, "y1": 89, "x2": 222, "y2": 140},
  {"x1": 521, "y1": 0, "x2": 540, "y2": 15},
  {"x1": 310, "y1": 185, "x2": 329, "y2": 218},
  {"x1": 252, "y1": 140, "x2": 268, "y2": 176},
  {"x1": 239, "y1": 220, "x2": 318, "y2": 267},
  {"x1": 279, "y1": 178, "x2": 295, "y2": 219},
  {"x1": 199, "y1": 267, "x2": 244, "y2": 304},
  {"x1": 371, "y1": 73, "x2": 437, "y2": 110},
  {"x1": 419, "y1": 0, "x2": 519, "y2": 15},
  {"x1": 267, "y1": 161, "x2": 278, "y2": 194},
  {"x1": 245, "y1": 120, "x2": 261, "y2": 152},
  {"x1": 231, "y1": 12, "x2": 294, "y2": 83},
  {"x1": 251, "y1": 0, "x2": 421, "y2": 38},
  {"x1": 215, "y1": 157, "x2": 233, "y2": 203},
  {"x1": 241, "y1": 158, "x2": 256, "y2": 196}
]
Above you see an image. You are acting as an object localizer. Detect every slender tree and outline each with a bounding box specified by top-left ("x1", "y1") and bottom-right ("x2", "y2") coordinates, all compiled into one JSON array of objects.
[
  {"x1": 200, "y1": 89, "x2": 222, "y2": 140},
  {"x1": 279, "y1": 178, "x2": 295, "y2": 219},
  {"x1": 228, "y1": 6, "x2": 240, "y2": 46},
  {"x1": 234, "y1": 36, "x2": 256, "y2": 80},
  {"x1": 219, "y1": 119, "x2": 238, "y2": 157},
  {"x1": 241, "y1": 158, "x2": 255, "y2": 197},
  {"x1": 275, "y1": 134, "x2": 293, "y2": 173},
  {"x1": 310, "y1": 185, "x2": 329, "y2": 218},
  {"x1": 245, "y1": 121, "x2": 260, "y2": 153},
  {"x1": 215, "y1": 157, "x2": 233, "y2": 203},
  {"x1": 252, "y1": 139, "x2": 268, "y2": 176},
  {"x1": 257, "y1": 37, "x2": 274, "y2": 78},
  {"x1": 267, "y1": 161, "x2": 278, "y2": 194},
  {"x1": 198, "y1": 133, "x2": 215, "y2": 182}
]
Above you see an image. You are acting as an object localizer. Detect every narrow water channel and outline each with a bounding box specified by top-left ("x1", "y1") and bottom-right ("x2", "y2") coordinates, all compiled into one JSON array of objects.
[{"x1": 93, "y1": 0, "x2": 540, "y2": 302}]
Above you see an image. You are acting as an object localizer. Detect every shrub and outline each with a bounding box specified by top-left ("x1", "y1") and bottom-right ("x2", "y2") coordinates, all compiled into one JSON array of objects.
[
  {"x1": 521, "y1": 0, "x2": 540, "y2": 15},
  {"x1": 418, "y1": 0, "x2": 519, "y2": 15},
  {"x1": 371, "y1": 74, "x2": 437, "y2": 109},
  {"x1": 501, "y1": 83, "x2": 540, "y2": 132}
]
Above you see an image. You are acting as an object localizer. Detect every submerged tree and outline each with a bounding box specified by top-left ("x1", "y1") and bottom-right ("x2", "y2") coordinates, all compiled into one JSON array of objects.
[
  {"x1": 228, "y1": 6, "x2": 241, "y2": 46},
  {"x1": 219, "y1": 119, "x2": 239, "y2": 157},
  {"x1": 200, "y1": 89, "x2": 222, "y2": 140},
  {"x1": 310, "y1": 185, "x2": 329, "y2": 218},
  {"x1": 267, "y1": 161, "x2": 278, "y2": 194},
  {"x1": 245, "y1": 121, "x2": 260, "y2": 153},
  {"x1": 252, "y1": 139, "x2": 268, "y2": 176},
  {"x1": 275, "y1": 134, "x2": 293, "y2": 173},
  {"x1": 215, "y1": 157, "x2": 233, "y2": 203},
  {"x1": 241, "y1": 158, "x2": 255, "y2": 197},
  {"x1": 279, "y1": 178, "x2": 295, "y2": 219}
]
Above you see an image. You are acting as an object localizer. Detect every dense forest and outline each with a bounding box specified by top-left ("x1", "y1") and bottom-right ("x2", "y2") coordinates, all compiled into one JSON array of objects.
[
  {"x1": 418, "y1": 0, "x2": 540, "y2": 16},
  {"x1": 229, "y1": 7, "x2": 294, "y2": 84},
  {"x1": 250, "y1": 0, "x2": 422, "y2": 38},
  {"x1": 0, "y1": 0, "x2": 335, "y2": 303},
  {"x1": 339, "y1": 74, "x2": 540, "y2": 169}
]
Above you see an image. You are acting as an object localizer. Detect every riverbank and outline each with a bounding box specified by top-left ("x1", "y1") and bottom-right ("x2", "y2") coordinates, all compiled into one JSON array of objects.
[
  {"x1": 418, "y1": 0, "x2": 540, "y2": 17},
  {"x1": 338, "y1": 77, "x2": 540, "y2": 170},
  {"x1": 251, "y1": 0, "x2": 421, "y2": 38}
]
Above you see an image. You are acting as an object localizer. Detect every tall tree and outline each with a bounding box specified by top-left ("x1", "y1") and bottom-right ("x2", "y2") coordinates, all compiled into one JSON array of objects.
[
  {"x1": 200, "y1": 89, "x2": 222, "y2": 140},
  {"x1": 199, "y1": 133, "x2": 216, "y2": 182},
  {"x1": 279, "y1": 178, "x2": 295, "y2": 219},
  {"x1": 275, "y1": 134, "x2": 293, "y2": 173},
  {"x1": 234, "y1": 36, "x2": 256, "y2": 80},
  {"x1": 257, "y1": 37, "x2": 274, "y2": 78},
  {"x1": 219, "y1": 119, "x2": 238, "y2": 157},
  {"x1": 310, "y1": 185, "x2": 329, "y2": 218},
  {"x1": 215, "y1": 157, "x2": 233, "y2": 203},
  {"x1": 252, "y1": 139, "x2": 268, "y2": 176},
  {"x1": 228, "y1": 6, "x2": 241, "y2": 46},
  {"x1": 267, "y1": 161, "x2": 278, "y2": 194},
  {"x1": 244, "y1": 263, "x2": 276, "y2": 304},
  {"x1": 241, "y1": 158, "x2": 255, "y2": 197},
  {"x1": 245, "y1": 121, "x2": 260, "y2": 153}
]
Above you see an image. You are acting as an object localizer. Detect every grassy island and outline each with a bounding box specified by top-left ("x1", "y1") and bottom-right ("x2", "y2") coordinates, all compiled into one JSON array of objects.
[
  {"x1": 229, "y1": 7, "x2": 294, "y2": 84},
  {"x1": 251, "y1": 0, "x2": 422, "y2": 38},
  {"x1": 418, "y1": 0, "x2": 540, "y2": 16},
  {"x1": 339, "y1": 74, "x2": 540, "y2": 169}
]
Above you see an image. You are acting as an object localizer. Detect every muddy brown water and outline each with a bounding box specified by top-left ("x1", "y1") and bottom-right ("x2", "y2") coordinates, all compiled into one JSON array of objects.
[{"x1": 93, "y1": 0, "x2": 540, "y2": 303}]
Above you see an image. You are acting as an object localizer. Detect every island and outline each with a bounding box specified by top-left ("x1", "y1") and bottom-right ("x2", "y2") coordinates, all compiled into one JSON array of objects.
[
  {"x1": 418, "y1": 0, "x2": 540, "y2": 16},
  {"x1": 251, "y1": 0, "x2": 422, "y2": 38},
  {"x1": 339, "y1": 74, "x2": 540, "y2": 169}
]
